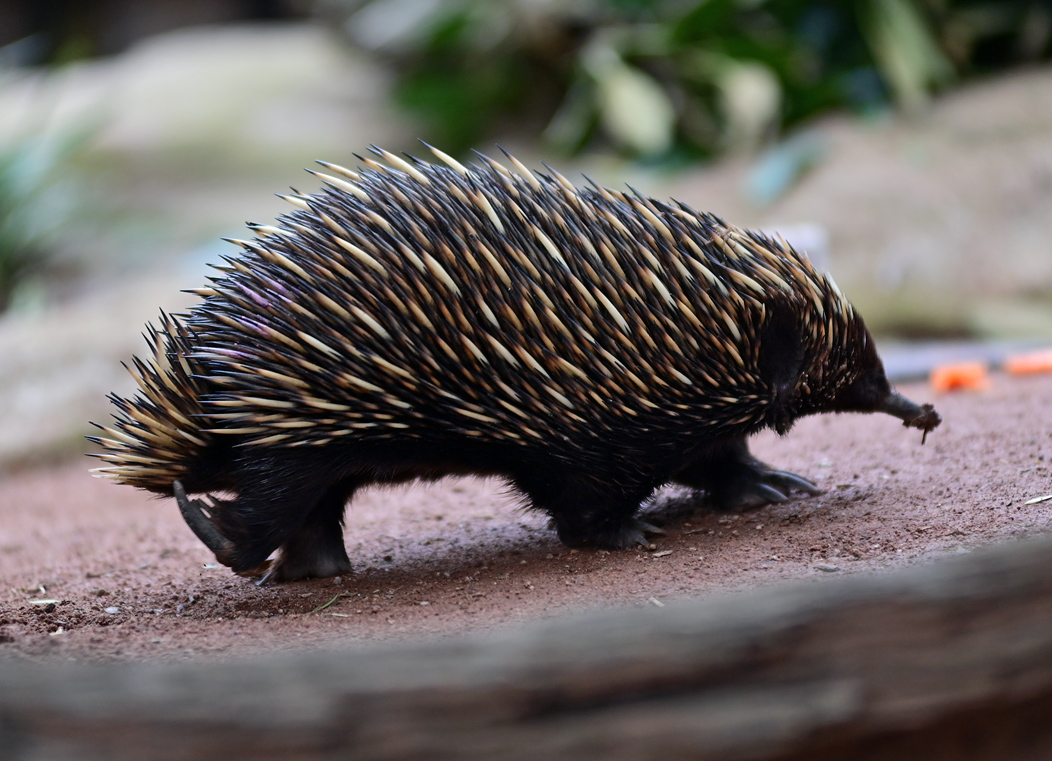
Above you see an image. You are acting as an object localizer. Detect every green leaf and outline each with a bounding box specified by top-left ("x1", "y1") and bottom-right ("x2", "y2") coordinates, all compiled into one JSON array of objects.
[
  {"x1": 715, "y1": 59, "x2": 783, "y2": 152},
  {"x1": 861, "y1": 0, "x2": 955, "y2": 111},
  {"x1": 585, "y1": 41, "x2": 675, "y2": 156}
]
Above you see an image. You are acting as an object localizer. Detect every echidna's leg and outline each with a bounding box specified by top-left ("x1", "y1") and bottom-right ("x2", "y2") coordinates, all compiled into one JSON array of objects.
[
  {"x1": 674, "y1": 437, "x2": 822, "y2": 510},
  {"x1": 261, "y1": 478, "x2": 357, "y2": 584},
  {"x1": 174, "y1": 481, "x2": 236, "y2": 566},
  {"x1": 174, "y1": 452, "x2": 347, "y2": 576},
  {"x1": 514, "y1": 470, "x2": 658, "y2": 549}
]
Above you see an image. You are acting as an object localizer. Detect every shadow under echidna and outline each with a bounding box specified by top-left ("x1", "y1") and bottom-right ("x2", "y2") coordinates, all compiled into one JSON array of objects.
[{"x1": 89, "y1": 145, "x2": 941, "y2": 584}]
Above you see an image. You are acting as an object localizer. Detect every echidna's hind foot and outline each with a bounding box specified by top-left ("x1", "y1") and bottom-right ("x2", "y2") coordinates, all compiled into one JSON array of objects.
[
  {"x1": 605, "y1": 518, "x2": 666, "y2": 549},
  {"x1": 257, "y1": 480, "x2": 355, "y2": 585},
  {"x1": 173, "y1": 481, "x2": 237, "y2": 567},
  {"x1": 549, "y1": 516, "x2": 666, "y2": 549},
  {"x1": 674, "y1": 437, "x2": 823, "y2": 511},
  {"x1": 517, "y1": 470, "x2": 661, "y2": 550},
  {"x1": 258, "y1": 531, "x2": 351, "y2": 585}
]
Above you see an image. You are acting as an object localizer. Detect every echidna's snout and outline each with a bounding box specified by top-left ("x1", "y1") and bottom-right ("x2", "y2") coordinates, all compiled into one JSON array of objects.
[
  {"x1": 824, "y1": 353, "x2": 941, "y2": 444},
  {"x1": 879, "y1": 390, "x2": 942, "y2": 443},
  {"x1": 878, "y1": 389, "x2": 930, "y2": 422}
]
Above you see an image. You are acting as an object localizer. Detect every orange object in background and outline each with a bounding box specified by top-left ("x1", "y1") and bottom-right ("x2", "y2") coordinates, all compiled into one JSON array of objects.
[
  {"x1": 1004, "y1": 349, "x2": 1052, "y2": 375},
  {"x1": 931, "y1": 362, "x2": 991, "y2": 392}
]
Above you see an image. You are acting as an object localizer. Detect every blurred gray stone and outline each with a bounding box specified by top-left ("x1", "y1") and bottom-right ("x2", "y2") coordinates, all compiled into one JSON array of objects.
[
  {"x1": 0, "y1": 23, "x2": 415, "y2": 273},
  {"x1": 1, "y1": 23, "x2": 411, "y2": 167},
  {"x1": 667, "y1": 67, "x2": 1052, "y2": 339}
]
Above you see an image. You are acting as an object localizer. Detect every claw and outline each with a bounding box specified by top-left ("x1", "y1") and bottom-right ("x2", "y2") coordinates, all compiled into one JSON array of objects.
[
  {"x1": 767, "y1": 470, "x2": 823, "y2": 496},
  {"x1": 635, "y1": 520, "x2": 667, "y2": 536},
  {"x1": 620, "y1": 526, "x2": 648, "y2": 547},
  {"x1": 173, "y1": 481, "x2": 236, "y2": 567},
  {"x1": 753, "y1": 483, "x2": 788, "y2": 504},
  {"x1": 608, "y1": 519, "x2": 662, "y2": 549},
  {"x1": 716, "y1": 467, "x2": 820, "y2": 510},
  {"x1": 250, "y1": 559, "x2": 279, "y2": 584}
]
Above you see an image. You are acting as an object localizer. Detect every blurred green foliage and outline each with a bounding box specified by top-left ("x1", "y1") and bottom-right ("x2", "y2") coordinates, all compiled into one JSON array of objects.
[
  {"x1": 321, "y1": 0, "x2": 1052, "y2": 158},
  {"x1": 0, "y1": 127, "x2": 88, "y2": 312}
]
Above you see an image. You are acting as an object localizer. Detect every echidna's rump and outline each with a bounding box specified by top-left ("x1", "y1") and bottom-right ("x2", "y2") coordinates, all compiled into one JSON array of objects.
[{"x1": 90, "y1": 146, "x2": 940, "y2": 583}]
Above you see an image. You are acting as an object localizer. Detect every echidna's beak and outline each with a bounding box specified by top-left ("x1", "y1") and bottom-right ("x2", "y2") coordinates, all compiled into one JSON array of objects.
[{"x1": 879, "y1": 390, "x2": 942, "y2": 444}]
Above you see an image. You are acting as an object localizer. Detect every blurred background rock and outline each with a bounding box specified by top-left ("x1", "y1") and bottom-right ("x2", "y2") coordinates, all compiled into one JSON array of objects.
[{"x1": 0, "y1": 0, "x2": 1050, "y2": 466}]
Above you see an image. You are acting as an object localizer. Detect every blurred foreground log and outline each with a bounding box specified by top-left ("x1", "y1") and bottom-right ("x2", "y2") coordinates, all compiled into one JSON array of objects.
[{"x1": 3, "y1": 536, "x2": 1052, "y2": 761}]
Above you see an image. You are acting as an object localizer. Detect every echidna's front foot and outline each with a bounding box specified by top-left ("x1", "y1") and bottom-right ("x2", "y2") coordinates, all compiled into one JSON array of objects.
[
  {"x1": 673, "y1": 438, "x2": 824, "y2": 512},
  {"x1": 719, "y1": 467, "x2": 822, "y2": 510},
  {"x1": 173, "y1": 481, "x2": 237, "y2": 568}
]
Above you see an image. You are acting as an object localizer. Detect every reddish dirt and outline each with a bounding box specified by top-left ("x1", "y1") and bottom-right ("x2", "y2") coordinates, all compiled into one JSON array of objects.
[{"x1": 1, "y1": 375, "x2": 1050, "y2": 663}]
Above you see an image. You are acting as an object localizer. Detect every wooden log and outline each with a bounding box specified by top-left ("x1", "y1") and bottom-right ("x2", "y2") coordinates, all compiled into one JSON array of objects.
[{"x1": 3, "y1": 534, "x2": 1052, "y2": 761}]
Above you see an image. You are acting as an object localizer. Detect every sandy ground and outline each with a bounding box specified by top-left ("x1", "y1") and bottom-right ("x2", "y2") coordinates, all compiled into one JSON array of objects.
[{"x1": 0, "y1": 375, "x2": 1050, "y2": 663}]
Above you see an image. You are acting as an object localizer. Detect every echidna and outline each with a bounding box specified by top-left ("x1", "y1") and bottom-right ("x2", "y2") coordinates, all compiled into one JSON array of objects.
[{"x1": 90, "y1": 145, "x2": 941, "y2": 583}]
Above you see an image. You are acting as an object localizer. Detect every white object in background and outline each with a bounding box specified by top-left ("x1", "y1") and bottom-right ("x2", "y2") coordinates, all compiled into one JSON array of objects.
[{"x1": 763, "y1": 223, "x2": 830, "y2": 273}]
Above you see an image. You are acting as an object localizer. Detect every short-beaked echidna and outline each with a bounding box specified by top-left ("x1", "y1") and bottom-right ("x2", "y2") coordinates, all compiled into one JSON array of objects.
[{"x1": 90, "y1": 145, "x2": 941, "y2": 583}]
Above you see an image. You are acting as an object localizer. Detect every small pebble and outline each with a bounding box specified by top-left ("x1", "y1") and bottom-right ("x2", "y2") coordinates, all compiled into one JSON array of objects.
[
  {"x1": 814, "y1": 563, "x2": 840, "y2": 573},
  {"x1": 104, "y1": 606, "x2": 120, "y2": 614}
]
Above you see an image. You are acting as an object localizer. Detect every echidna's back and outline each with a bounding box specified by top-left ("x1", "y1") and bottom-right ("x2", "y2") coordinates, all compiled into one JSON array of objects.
[
  {"x1": 90, "y1": 313, "x2": 217, "y2": 493},
  {"x1": 92, "y1": 147, "x2": 837, "y2": 490}
]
